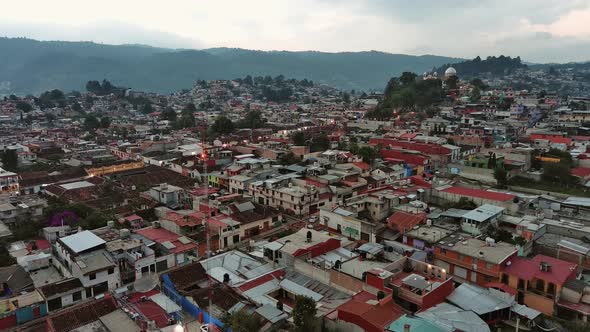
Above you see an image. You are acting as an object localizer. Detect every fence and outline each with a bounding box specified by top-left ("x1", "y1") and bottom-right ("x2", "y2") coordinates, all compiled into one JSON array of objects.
[{"x1": 161, "y1": 274, "x2": 225, "y2": 329}]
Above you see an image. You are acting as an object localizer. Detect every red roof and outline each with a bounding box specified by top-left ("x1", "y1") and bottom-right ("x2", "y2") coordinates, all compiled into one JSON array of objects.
[
  {"x1": 135, "y1": 227, "x2": 197, "y2": 254},
  {"x1": 503, "y1": 255, "x2": 577, "y2": 285},
  {"x1": 238, "y1": 269, "x2": 285, "y2": 292},
  {"x1": 337, "y1": 291, "x2": 403, "y2": 332},
  {"x1": 387, "y1": 211, "x2": 427, "y2": 233},
  {"x1": 352, "y1": 162, "x2": 370, "y2": 171},
  {"x1": 571, "y1": 167, "x2": 590, "y2": 178},
  {"x1": 380, "y1": 149, "x2": 429, "y2": 166},
  {"x1": 292, "y1": 238, "x2": 341, "y2": 258},
  {"x1": 529, "y1": 134, "x2": 572, "y2": 145},
  {"x1": 370, "y1": 138, "x2": 451, "y2": 155},
  {"x1": 441, "y1": 186, "x2": 515, "y2": 202},
  {"x1": 485, "y1": 282, "x2": 517, "y2": 296}
]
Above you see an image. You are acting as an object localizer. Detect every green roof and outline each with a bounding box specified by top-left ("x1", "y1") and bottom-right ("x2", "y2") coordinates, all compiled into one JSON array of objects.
[{"x1": 386, "y1": 314, "x2": 445, "y2": 332}]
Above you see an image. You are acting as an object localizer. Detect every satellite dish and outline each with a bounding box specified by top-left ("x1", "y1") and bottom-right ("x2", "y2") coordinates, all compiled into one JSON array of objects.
[
  {"x1": 133, "y1": 273, "x2": 159, "y2": 293},
  {"x1": 213, "y1": 139, "x2": 222, "y2": 147}
]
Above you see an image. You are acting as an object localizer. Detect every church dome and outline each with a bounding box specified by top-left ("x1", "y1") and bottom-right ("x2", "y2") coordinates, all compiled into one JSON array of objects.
[{"x1": 445, "y1": 67, "x2": 457, "y2": 77}]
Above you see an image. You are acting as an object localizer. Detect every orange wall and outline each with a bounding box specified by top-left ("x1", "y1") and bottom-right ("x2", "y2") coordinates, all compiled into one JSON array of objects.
[{"x1": 524, "y1": 292, "x2": 554, "y2": 316}]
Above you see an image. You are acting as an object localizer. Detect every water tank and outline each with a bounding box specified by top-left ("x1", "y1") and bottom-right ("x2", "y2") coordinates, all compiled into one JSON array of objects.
[{"x1": 120, "y1": 228, "x2": 130, "y2": 239}]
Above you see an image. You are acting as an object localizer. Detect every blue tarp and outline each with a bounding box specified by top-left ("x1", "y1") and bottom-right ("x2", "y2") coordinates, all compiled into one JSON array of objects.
[{"x1": 161, "y1": 273, "x2": 225, "y2": 329}]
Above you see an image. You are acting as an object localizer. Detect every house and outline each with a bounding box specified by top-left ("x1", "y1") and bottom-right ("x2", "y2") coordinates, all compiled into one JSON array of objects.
[
  {"x1": 447, "y1": 283, "x2": 514, "y2": 324},
  {"x1": 335, "y1": 291, "x2": 404, "y2": 332},
  {"x1": 461, "y1": 204, "x2": 504, "y2": 235},
  {"x1": 386, "y1": 210, "x2": 427, "y2": 235},
  {"x1": 135, "y1": 224, "x2": 198, "y2": 267},
  {"x1": 434, "y1": 236, "x2": 517, "y2": 286},
  {"x1": 39, "y1": 278, "x2": 87, "y2": 312},
  {"x1": 148, "y1": 183, "x2": 186, "y2": 208},
  {"x1": 53, "y1": 230, "x2": 120, "y2": 297},
  {"x1": 0, "y1": 167, "x2": 19, "y2": 194},
  {"x1": 501, "y1": 254, "x2": 578, "y2": 316},
  {"x1": 433, "y1": 186, "x2": 517, "y2": 212}
]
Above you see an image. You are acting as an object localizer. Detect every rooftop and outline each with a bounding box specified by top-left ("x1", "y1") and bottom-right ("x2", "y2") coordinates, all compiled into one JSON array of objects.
[
  {"x1": 463, "y1": 204, "x2": 505, "y2": 222},
  {"x1": 441, "y1": 186, "x2": 515, "y2": 202},
  {"x1": 447, "y1": 283, "x2": 514, "y2": 315},
  {"x1": 437, "y1": 236, "x2": 517, "y2": 264},
  {"x1": 416, "y1": 302, "x2": 490, "y2": 332},
  {"x1": 503, "y1": 254, "x2": 577, "y2": 285},
  {"x1": 59, "y1": 230, "x2": 106, "y2": 254}
]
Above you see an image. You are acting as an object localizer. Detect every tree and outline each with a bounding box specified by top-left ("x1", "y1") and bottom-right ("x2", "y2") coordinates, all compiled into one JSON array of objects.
[
  {"x1": 239, "y1": 110, "x2": 264, "y2": 129},
  {"x1": 211, "y1": 116, "x2": 234, "y2": 135},
  {"x1": 357, "y1": 146, "x2": 378, "y2": 164},
  {"x1": 139, "y1": 103, "x2": 154, "y2": 114},
  {"x1": 184, "y1": 103, "x2": 197, "y2": 113},
  {"x1": 292, "y1": 295, "x2": 318, "y2": 332},
  {"x1": 175, "y1": 108, "x2": 196, "y2": 129},
  {"x1": 278, "y1": 152, "x2": 300, "y2": 165},
  {"x1": 542, "y1": 162, "x2": 575, "y2": 185},
  {"x1": 400, "y1": 72, "x2": 417, "y2": 86},
  {"x1": 222, "y1": 310, "x2": 262, "y2": 332},
  {"x1": 84, "y1": 114, "x2": 100, "y2": 131},
  {"x1": 494, "y1": 166, "x2": 508, "y2": 188},
  {"x1": 100, "y1": 117, "x2": 111, "y2": 128},
  {"x1": 470, "y1": 86, "x2": 481, "y2": 102},
  {"x1": 160, "y1": 107, "x2": 177, "y2": 122},
  {"x1": 291, "y1": 131, "x2": 306, "y2": 146},
  {"x1": 342, "y1": 92, "x2": 351, "y2": 104},
  {"x1": 1, "y1": 149, "x2": 18, "y2": 171},
  {"x1": 16, "y1": 101, "x2": 32, "y2": 112},
  {"x1": 0, "y1": 241, "x2": 16, "y2": 267},
  {"x1": 310, "y1": 134, "x2": 330, "y2": 152}
]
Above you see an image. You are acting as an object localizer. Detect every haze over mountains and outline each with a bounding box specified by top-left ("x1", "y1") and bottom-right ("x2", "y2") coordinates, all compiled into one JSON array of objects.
[{"x1": 0, "y1": 37, "x2": 464, "y2": 95}]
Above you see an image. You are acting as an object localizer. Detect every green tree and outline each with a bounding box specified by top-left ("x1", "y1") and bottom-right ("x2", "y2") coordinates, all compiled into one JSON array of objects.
[
  {"x1": 292, "y1": 295, "x2": 319, "y2": 332},
  {"x1": 0, "y1": 241, "x2": 16, "y2": 267},
  {"x1": 84, "y1": 114, "x2": 100, "y2": 131},
  {"x1": 239, "y1": 110, "x2": 264, "y2": 129},
  {"x1": 184, "y1": 102, "x2": 197, "y2": 113},
  {"x1": 310, "y1": 134, "x2": 330, "y2": 152},
  {"x1": 278, "y1": 152, "x2": 301, "y2": 165},
  {"x1": 175, "y1": 108, "x2": 196, "y2": 129},
  {"x1": 139, "y1": 103, "x2": 154, "y2": 114},
  {"x1": 1, "y1": 149, "x2": 18, "y2": 171},
  {"x1": 400, "y1": 72, "x2": 418, "y2": 86},
  {"x1": 542, "y1": 163, "x2": 575, "y2": 185},
  {"x1": 100, "y1": 116, "x2": 111, "y2": 128},
  {"x1": 342, "y1": 92, "x2": 351, "y2": 104},
  {"x1": 222, "y1": 310, "x2": 262, "y2": 332},
  {"x1": 494, "y1": 166, "x2": 508, "y2": 188},
  {"x1": 291, "y1": 131, "x2": 307, "y2": 146},
  {"x1": 16, "y1": 101, "x2": 33, "y2": 112},
  {"x1": 211, "y1": 116, "x2": 234, "y2": 134},
  {"x1": 160, "y1": 107, "x2": 177, "y2": 122},
  {"x1": 357, "y1": 146, "x2": 378, "y2": 164},
  {"x1": 470, "y1": 86, "x2": 481, "y2": 102}
]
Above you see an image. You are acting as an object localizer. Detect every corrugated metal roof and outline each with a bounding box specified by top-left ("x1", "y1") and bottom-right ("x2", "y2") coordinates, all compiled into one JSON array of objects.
[
  {"x1": 59, "y1": 230, "x2": 105, "y2": 253},
  {"x1": 279, "y1": 279, "x2": 323, "y2": 301},
  {"x1": 416, "y1": 302, "x2": 490, "y2": 332},
  {"x1": 447, "y1": 283, "x2": 514, "y2": 315}
]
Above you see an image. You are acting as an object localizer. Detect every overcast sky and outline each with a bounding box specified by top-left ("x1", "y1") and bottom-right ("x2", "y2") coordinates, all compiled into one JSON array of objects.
[{"x1": 2, "y1": 0, "x2": 590, "y2": 62}]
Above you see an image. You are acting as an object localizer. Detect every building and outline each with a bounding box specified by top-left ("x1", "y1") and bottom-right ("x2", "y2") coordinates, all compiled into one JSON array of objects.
[
  {"x1": 39, "y1": 278, "x2": 88, "y2": 312},
  {"x1": 0, "y1": 167, "x2": 19, "y2": 194},
  {"x1": 501, "y1": 254, "x2": 577, "y2": 316},
  {"x1": 461, "y1": 204, "x2": 504, "y2": 235},
  {"x1": 53, "y1": 230, "x2": 120, "y2": 297},
  {"x1": 0, "y1": 194, "x2": 47, "y2": 229},
  {"x1": 434, "y1": 236, "x2": 517, "y2": 286}
]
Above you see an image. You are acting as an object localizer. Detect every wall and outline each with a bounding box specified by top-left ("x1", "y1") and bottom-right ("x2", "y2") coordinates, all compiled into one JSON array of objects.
[
  {"x1": 524, "y1": 292, "x2": 555, "y2": 316},
  {"x1": 319, "y1": 209, "x2": 362, "y2": 240}
]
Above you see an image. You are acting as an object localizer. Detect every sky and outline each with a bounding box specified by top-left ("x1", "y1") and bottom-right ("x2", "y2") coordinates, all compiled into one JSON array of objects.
[{"x1": 1, "y1": 0, "x2": 590, "y2": 63}]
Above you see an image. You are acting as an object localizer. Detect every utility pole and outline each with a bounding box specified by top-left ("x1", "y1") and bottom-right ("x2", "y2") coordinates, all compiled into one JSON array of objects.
[{"x1": 200, "y1": 119, "x2": 213, "y2": 328}]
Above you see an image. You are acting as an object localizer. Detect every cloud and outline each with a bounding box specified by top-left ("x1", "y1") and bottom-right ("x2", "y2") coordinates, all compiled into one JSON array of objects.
[
  {"x1": 0, "y1": 20, "x2": 203, "y2": 49},
  {"x1": 0, "y1": 0, "x2": 589, "y2": 63}
]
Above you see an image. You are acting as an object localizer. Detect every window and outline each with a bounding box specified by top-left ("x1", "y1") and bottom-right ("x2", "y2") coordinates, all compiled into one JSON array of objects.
[
  {"x1": 89, "y1": 273, "x2": 96, "y2": 280},
  {"x1": 72, "y1": 291, "x2": 82, "y2": 301},
  {"x1": 108, "y1": 267, "x2": 114, "y2": 275}
]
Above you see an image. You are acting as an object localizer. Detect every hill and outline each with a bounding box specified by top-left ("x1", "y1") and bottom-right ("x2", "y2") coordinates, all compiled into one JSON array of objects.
[
  {"x1": 0, "y1": 38, "x2": 462, "y2": 95},
  {"x1": 435, "y1": 56, "x2": 527, "y2": 78}
]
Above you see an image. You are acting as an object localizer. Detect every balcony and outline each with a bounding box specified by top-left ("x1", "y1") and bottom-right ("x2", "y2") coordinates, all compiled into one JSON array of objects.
[{"x1": 398, "y1": 287, "x2": 423, "y2": 306}]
